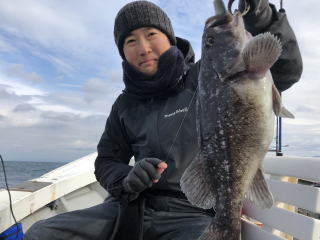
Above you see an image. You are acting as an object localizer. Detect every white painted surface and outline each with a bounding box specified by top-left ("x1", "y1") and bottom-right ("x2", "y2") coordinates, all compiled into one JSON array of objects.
[
  {"x1": 264, "y1": 155, "x2": 320, "y2": 182},
  {"x1": 243, "y1": 155, "x2": 320, "y2": 240},
  {"x1": 0, "y1": 152, "x2": 100, "y2": 232},
  {"x1": 243, "y1": 201, "x2": 320, "y2": 240},
  {"x1": 267, "y1": 178, "x2": 320, "y2": 213},
  {"x1": 242, "y1": 220, "x2": 284, "y2": 240}
]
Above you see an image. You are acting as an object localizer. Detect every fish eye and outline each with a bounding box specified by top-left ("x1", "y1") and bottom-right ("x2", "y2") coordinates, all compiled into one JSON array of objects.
[{"x1": 205, "y1": 37, "x2": 215, "y2": 47}]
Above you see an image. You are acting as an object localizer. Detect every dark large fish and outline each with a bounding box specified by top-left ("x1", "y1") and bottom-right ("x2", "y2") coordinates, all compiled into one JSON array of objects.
[{"x1": 180, "y1": 0, "x2": 293, "y2": 239}]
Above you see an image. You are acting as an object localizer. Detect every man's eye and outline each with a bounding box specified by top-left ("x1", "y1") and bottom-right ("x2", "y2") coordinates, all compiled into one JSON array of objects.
[
  {"x1": 126, "y1": 39, "x2": 135, "y2": 44},
  {"x1": 148, "y1": 32, "x2": 157, "y2": 37}
]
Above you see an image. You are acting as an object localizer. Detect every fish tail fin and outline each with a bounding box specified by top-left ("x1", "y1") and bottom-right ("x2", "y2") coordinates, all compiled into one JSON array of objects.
[
  {"x1": 198, "y1": 220, "x2": 241, "y2": 240},
  {"x1": 246, "y1": 168, "x2": 274, "y2": 209},
  {"x1": 180, "y1": 153, "x2": 215, "y2": 209}
]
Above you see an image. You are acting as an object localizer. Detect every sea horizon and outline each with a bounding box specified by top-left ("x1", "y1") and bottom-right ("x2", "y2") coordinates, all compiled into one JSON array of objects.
[{"x1": 0, "y1": 161, "x2": 66, "y2": 189}]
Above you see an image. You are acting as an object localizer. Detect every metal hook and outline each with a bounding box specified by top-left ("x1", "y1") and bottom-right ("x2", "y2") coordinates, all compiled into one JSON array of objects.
[
  {"x1": 242, "y1": 0, "x2": 251, "y2": 16},
  {"x1": 280, "y1": 0, "x2": 284, "y2": 10},
  {"x1": 227, "y1": 0, "x2": 235, "y2": 14},
  {"x1": 227, "y1": 0, "x2": 251, "y2": 16}
]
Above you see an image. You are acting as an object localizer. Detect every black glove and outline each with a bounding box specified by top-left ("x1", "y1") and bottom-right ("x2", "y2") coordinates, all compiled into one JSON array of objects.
[
  {"x1": 239, "y1": 0, "x2": 273, "y2": 35},
  {"x1": 122, "y1": 158, "x2": 163, "y2": 193}
]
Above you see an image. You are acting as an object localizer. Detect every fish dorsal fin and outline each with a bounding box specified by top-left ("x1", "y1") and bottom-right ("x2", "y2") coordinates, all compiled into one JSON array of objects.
[
  {"x1": 245, "y1": 168, "x2": 274, "y2": 209},
  {"x1": 180, "y1": 153, "x2": 215, "y2": 209},
  {"x1": 272, "y1": 83, "x2": 295, "y2": 118},
  {"x1": 242, "y1": 32, "x2": 282, "y2": 75}
]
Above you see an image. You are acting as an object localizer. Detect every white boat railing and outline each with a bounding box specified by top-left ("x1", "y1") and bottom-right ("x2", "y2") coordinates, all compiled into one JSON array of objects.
[
  {"x1": 242, "y1": 155, "x2": 320, "y2": 240},
  {"x1": 0, "y1": 152, "x2": 99, "y2": 233}
]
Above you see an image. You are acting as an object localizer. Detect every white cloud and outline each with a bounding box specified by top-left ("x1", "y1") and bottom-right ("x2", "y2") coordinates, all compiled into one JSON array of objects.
[
  {"x1": 36, "y1": 104, "x2": 87, "y2": 116},
  {"x1": 0, "y1": 74, "x2": 46, "y2": 96},
  {"x1": 0, "y1": 35, "x2": 15, "y2": 52},
  {"x1": 58, "y1": 83, "x2": 82, "y2": 89},
  {"x1": 13, "y1": 103, "x2": 36, "y2": 112},
  {"x1": 5, "y1": 64, "x2": 43, "y2": 84},
  {"x1": 84, "y1": 78, "x2": 109, "y2": 101},
  {"x1": 0, "y1": 84, "x2": 107, "y2": 161},
  {"x1": 70, "y1": 140, "x2": 97, "y2": 150},
  {"x1": 0, "y1": 1, "x2": 87, "y2": 48},
  {"x1": 0, "y1": 111, "x2": 106, "y2": 162},
  {"x1": 0, "y1": 0, "x2": 130, "y2": 58},
  {"x1": 83, "y1": 77, "x2": 122, "y2": 104}
]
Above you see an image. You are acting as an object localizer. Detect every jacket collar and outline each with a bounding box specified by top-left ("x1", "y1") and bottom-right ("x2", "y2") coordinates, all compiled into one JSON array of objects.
[{"x1": 176, "y1": 37, "x2": 195, "y2": 65}]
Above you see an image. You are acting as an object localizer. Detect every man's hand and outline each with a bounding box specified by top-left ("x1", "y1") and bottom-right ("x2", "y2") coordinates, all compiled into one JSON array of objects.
[
  {"x1": 123, "y1": 158, "x2": 168, "y2": 193},
  {"x1": 238, "y1": 0, "x2": 273, "y2": 35}
]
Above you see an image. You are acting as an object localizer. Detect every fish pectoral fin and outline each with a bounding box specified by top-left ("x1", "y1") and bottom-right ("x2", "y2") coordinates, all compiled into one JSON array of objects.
[
  {"x1": 279, "y1": 106, "x2": 295, "y2": 118},
  {"x1": 180, "y1": 153, "x2": 215, "y2": 209},
  {"x1": 272, "y1": 83, "x2": 295, "y2": 118},
  {"x1": 242, "y1": 32, "x2": 282, "y2": 75},
  {"x1": 245, "y1": 168, "x2": 274, "y2": 209},
  {"x1": 272, "y1": 83, "x2": 282, "y2": 116}
]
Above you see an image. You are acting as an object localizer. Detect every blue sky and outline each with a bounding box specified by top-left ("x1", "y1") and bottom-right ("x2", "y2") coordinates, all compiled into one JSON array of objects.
[{"x1": 0, "y1": 0, "x2": 319, "y2": 162}]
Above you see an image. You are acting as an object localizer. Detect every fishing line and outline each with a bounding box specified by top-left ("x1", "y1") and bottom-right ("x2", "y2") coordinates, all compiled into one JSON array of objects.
[
  {"x1": 164, "y1": 83, "x2": 199, "y2": 163},
  {"x1": 0, "y1": 154, "x2": 19, "y2": 238}
]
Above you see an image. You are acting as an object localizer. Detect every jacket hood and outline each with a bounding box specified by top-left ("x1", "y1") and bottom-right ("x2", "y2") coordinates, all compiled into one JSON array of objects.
[{"x1": 176, "y1": 37, "x2": 195, "y2": 65}]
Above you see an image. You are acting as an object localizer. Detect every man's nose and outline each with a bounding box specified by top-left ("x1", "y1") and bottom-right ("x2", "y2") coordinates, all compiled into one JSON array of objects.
[{"x1": 138, "y1": 38, "x2": 152, "y2": 56}]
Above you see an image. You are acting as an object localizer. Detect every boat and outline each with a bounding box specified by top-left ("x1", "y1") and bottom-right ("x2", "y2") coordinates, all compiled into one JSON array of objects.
[
  {"x1": 1, "y1": 152, "x2": 320, "y2": 239},
  {"x1": 0, "y1": 153, "x2": 108, "y2": 237}
]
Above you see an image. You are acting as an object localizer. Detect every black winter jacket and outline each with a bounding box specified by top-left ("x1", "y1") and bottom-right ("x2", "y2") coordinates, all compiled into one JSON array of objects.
[
  {"x1": 94, "y1": 6, "x2": 303, "y2": 204},
  {"x1": 95, "y1": 37, "x2": 200, "y2": 203}
]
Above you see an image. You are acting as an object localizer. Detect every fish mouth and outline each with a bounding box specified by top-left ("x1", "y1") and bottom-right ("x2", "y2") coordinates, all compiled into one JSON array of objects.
[
  {"x1": 206, "y1": 0, "x2": 245, "y2": 30},
  {"x1": 205, "y1": 0, "x2": 237, "y2": 29},
  {"x1": 231, "y1": 11, "x2": 242, "y2": 27},
  {"x1": 205, "y1": 10, "x2": 243, "y2": 30},
  {"x1": 205, "y1": 14, "x2": 233, "y2": 30}
]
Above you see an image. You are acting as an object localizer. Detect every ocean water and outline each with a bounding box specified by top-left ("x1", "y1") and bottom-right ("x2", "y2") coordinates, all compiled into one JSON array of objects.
[{"x1": 0, "y1": 161, "x2": 66, "y2": 189}]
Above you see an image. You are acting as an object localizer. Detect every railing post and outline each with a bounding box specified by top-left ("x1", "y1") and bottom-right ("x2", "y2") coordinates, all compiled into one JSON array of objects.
[{"x1": 276, "y1": 116, "x2": 283, "y2": 156}]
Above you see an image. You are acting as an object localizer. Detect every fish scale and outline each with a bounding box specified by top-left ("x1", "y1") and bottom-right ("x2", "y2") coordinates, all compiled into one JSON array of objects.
[{"x1": 180, "y1": 0, "x2": 293, "y2": 239}]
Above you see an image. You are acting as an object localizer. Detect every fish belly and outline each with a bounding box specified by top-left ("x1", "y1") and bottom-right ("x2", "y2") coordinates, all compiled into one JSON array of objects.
[{"x1": 201, "y1": 73, "x2": 274, "y2": 209}]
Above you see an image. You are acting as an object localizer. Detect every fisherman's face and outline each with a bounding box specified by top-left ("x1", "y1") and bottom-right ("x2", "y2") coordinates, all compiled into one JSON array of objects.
[{"x1": 123, "y1": 27, "x2": 171, "y2": 76}]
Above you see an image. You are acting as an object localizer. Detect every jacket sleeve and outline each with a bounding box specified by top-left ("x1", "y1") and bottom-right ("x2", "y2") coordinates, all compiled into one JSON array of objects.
[
  {"x1": 94, "y1": 100, "x2": 133, "y2": 201},
  {"x1": 253, "y1": 4, "x2": 303, "y2": 92}
]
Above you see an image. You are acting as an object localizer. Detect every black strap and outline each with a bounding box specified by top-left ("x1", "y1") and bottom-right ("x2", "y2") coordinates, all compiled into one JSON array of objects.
[{"x1": 144, "y1": 189, "x2": 187, "y2": 200}]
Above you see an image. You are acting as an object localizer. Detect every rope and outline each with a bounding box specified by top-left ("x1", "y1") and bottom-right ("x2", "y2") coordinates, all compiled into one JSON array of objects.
[
  {"x1": 0, "y1": 154, "x2": 19, "y2": 238},
  {"x1": 280, "y1": 0, "x2": 284, "y2": 10}
]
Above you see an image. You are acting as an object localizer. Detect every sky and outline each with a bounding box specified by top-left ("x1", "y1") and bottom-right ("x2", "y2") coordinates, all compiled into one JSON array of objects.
[{"x1": 0, "y1": 0, "x2": 319, "y2": 162}]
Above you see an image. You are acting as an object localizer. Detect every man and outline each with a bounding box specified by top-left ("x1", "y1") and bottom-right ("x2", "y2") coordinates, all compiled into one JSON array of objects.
[{"x1": 24, "y1": 0, "x2": 302, "y2": 239}]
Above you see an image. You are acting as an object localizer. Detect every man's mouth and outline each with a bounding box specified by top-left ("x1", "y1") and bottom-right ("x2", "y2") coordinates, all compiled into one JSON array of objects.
[{"x1": 139, "y1": 59, "x2": 157, "y2": 66}]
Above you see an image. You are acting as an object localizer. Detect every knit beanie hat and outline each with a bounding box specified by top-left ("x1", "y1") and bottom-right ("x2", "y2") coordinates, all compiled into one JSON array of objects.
[{"x1": 114, "y1": 1, "x2": 176, "y2": 59}]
